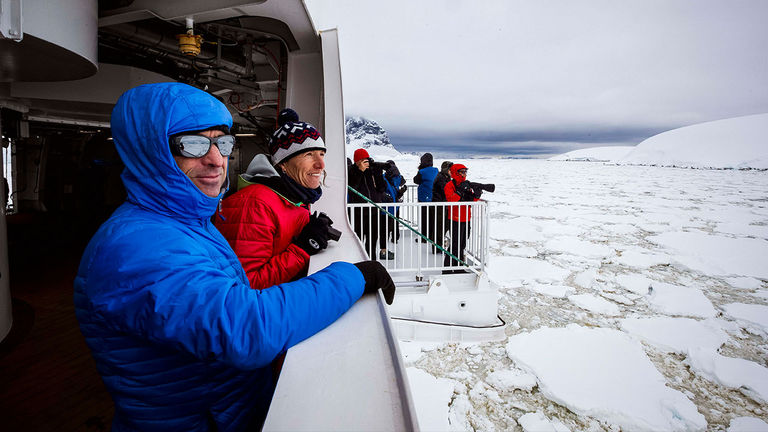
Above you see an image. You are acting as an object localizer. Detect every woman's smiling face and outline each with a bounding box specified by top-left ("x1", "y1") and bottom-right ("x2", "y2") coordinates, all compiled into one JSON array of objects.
[{"x1": 279, "y1": 150, "x2": 326, "y2": 189}]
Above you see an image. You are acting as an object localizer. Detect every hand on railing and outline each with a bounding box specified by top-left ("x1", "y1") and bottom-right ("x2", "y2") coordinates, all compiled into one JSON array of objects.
[{"x1": 353, "y1": 261, "x2": 396, "y2": 304}]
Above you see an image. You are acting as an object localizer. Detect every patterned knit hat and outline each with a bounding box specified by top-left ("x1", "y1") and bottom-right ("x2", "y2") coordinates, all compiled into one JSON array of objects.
[{"x1": 269, "y1": 108, "x2": 326, "y2": 165}]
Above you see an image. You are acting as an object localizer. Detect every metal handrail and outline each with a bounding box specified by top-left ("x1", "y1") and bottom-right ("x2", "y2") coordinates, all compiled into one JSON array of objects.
[{"x1": 346, "y1": 199, "x2": 489, "y2": 276}]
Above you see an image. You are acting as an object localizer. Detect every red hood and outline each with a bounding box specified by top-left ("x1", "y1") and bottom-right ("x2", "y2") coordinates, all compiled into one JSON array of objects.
[{"x1": 450, "y1": 163, "x2": 467, "y2": 182}]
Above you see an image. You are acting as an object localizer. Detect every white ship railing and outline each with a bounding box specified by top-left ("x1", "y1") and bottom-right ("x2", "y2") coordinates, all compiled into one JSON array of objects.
[{"x1": 347, "y1": 200, "x2": 490, "y2": 277}]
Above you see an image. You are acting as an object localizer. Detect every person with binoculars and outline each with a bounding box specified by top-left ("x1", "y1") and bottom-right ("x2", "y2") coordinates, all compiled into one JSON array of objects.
[
  {"x1": 443, "y1": 163, "x2": 494, "y2": 272},
  {"x1": 216, "y1": 109, "x2": 345, "y2": 289}
]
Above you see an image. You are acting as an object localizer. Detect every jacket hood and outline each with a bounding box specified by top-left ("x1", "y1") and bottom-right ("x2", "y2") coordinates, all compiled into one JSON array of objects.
[
  {"x1": 418, "y1": 152, "x2": 433, "y2": 169},
  {"x1": 238, "y1": 153, "x2": 280, "y2": 189},
  {"x1": 450, "y1": 163, "x2": 468, "y2": 182},
  {"x1": 111, "y1": 83, "x2": 233, "y2": 219}
]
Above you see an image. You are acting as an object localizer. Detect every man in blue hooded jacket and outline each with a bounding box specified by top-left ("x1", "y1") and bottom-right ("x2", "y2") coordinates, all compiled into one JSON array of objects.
[{"x1": 74, "y1": 83, "x2": 394, "y2": 431}]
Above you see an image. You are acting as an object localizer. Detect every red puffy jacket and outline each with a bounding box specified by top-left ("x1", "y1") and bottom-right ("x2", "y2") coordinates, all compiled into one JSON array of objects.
[
  {"x1": 216, "y1": 183, "x2": 310, "y2": 289},
  {"x1": 444, "y1": 163, "x2": 478, "y2": 222}
]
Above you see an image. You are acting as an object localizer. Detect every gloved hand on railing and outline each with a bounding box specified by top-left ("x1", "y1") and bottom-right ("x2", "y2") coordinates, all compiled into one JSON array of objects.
[
  {"x1": 353, "y1": 260, "x2": 396, "y2": 304},
  {"x1": 294, "y1": 212, "x2": 330, "y2": 255}
]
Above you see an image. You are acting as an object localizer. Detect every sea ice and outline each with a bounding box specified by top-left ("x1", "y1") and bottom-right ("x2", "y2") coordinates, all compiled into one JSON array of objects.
[
  {"x1": 529, "y1": 284, "x2": 573, "y2": 298},
  {"x1": 685, "y1": 348, "x2": 768, "y2": 404},
  {"x1": 490, "y1": 216, "x2": 545, "y2": 243},
  {"x1": 722, "y1": 303, "x2": 768, "y2": 335},
  {"x1": 572, "y1": 269, "x2": 597, "y2": 288},
  {"x1": 506, "y1": 325, "x2": 707, "y2": 431},
  {"x1": 398, "y1": 340, "x2": 445, "y2": 363},
  {"x1": 406, "y1": 367, "x2": 455, "y2": 431},
  {"x1": 649, "y1": 231, "x2": 768, "y2": 279},
  {"x1": 544, "y1": 237, "x2": 612, "y2": 259},
  {"x1": 568, "y1": 294, "x2": 620, "y2": 316},
  {"x1": 601, "y1": 223, "x2": 637, "y2": 235},
  {"x1": 600, "y1": 292, "x2": 634, "y2": 305},
  {"x1": 388, "y1": 158, "x2": 768, "y2": 430},
  {"x1": 716, "y1": 221, "x2": 768, "y2": 239},
  {"x1": 647, "y1": 281, "x2": 717, "y2": 318},
  {"x1": 503, "y1": 245, "x2": 538, "y2": 258},
  {"x1": 518, "y1": 411, "x2": 571, "y2": 432},
  {"x1": 614, "y1": 249, "x2": 670, "y2": 268},
  {"x1": 728, "y1": 416, "x2": 768, "y2": 432},
  {"x1": 620, "y1": 317, "x2": 729, "y2": 354},
  {"x1": 614, "y1": 274, "x2": 654, "y2": 295},
  {"x1": 487, "y1": 256, "x2": 570, "y2": 285},
  {"x1": 723, "y1": 276, "x2": 763, "y2": 290},
  {"x1": 485, "y1": 368, "x2": 537, "y2": 392}
]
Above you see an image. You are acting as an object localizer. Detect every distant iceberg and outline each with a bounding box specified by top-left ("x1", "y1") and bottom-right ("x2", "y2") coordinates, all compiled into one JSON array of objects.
[
  {"x1": 549, "y1": 146, "x2": 634, "y2": 162},
  {"x1": 619, "y1": 113, "x2": 768, "y2": 169}
]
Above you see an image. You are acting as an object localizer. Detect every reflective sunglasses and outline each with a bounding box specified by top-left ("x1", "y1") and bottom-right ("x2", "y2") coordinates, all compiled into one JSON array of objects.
[
  {"x1": 170, "y1": 134, "x2": 236, "y2": 158},
  {"x1": 457, "y1": 169, "x2": 468, "y2": 174}
]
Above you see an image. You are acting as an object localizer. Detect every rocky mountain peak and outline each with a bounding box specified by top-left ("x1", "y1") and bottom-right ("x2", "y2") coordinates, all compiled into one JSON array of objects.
[{"x1": 345, "y1": 116, "x2": 394, "y2": 149}]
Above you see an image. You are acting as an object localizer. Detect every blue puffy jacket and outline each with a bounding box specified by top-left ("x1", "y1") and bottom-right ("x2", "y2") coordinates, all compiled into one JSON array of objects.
[
  {"x1": 413, "y1": 166, "x2": 438, "y2": 202},
  {"x1": 74, "y1": 83, "x2": 364, "y2": 431}
]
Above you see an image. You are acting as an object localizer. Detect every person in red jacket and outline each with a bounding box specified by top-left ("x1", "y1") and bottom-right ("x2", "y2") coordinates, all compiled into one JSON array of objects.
[
  {"x1": 443, "y1": 163, "x2": 482, "y2": 272},
  {"x1": 216, "y1": 109, "x2": 335, "y2": 289}
]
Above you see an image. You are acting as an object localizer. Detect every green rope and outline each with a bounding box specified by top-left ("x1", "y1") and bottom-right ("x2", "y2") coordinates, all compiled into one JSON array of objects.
[{"x1": 347, "y1": 185, "x2": 472, "y2": 268}]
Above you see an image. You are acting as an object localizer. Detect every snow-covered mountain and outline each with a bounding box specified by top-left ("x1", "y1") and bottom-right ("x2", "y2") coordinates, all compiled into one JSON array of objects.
[
  {"x1": 345, "y1": 116, "x2": 393, "y2": 148},
  {"x1": 619, "y1": 113, "x2": 768, "y2": 169},
  {"x1": 550, "y1": 113, "x2": 768, "y2": 169},
  {"x1": 345, "y1": 116, "x2": 402, "y2": 161}
]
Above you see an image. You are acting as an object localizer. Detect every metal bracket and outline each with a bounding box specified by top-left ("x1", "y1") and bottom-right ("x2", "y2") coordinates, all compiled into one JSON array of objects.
[{"x1": 0, "y1": 0, "x2": 23, "y2": 41}]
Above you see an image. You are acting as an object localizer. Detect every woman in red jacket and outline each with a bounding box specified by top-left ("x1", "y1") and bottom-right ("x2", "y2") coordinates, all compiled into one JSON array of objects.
[
  {"x1": 443, "y1": 163, "x2": 482, "y2": 272},
  {"x1": 215, "y1": 109, "x2": 334, "y2": 289}
]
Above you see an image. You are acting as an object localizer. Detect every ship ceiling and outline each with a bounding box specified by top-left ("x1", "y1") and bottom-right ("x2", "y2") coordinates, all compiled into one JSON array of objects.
[{"x1": 97, "y1": 15, "x2": 287, "y2": 132}]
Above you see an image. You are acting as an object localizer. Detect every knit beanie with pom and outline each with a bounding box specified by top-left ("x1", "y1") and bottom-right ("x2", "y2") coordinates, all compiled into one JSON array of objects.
[{"x1": 269, "y1": 108, "x2": 326, "y2": 165}]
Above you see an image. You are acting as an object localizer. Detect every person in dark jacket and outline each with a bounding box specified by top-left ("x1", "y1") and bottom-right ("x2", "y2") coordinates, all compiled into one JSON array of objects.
[
  {"x1": 430, "y1": 160, "x2": 453, "y2": 252},
  {"x1": 443, "y1": 163, "x2": 482, "y2": 273},
  {"x1": 413, "y1": 152, "x2": 438, "y2": 243},
  {"x1": 382, "y1": 160, "x2": 407, "y2": 243},
  {"x1": 74, "y1": 83, "x2": 395, "y2": 431},
  {"x1": 348, "y1": 148, "x2": 394, "y2": 260},
  {"x1": 216, "y1": 109, "x2": 332, "y2": 289}
]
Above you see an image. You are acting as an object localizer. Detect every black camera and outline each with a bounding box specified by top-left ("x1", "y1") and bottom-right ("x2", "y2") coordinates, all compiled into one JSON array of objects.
[
  {"x1": 369, "y1": 159, "x2": 390, "y2": 171},
  {"x1": 468, "y1": 182, "x2": 495, "y2": 193},
  {"x1": 316, "y1": 212, "x2": 342, "y2": 242}
]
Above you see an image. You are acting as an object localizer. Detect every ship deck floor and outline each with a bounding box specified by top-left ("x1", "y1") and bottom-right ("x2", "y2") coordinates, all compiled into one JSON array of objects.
[{"x1": 0, "y1": 215, "x2": 113, "y2": 432}]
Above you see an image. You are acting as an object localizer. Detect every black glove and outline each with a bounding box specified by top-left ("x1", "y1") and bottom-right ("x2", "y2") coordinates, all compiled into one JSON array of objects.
[
  {"x1": 295, "y1": 212, "x2": 330, "y2": 255},
  {"x1": 353, "y1": 261, "x2": 396, "y2": 305},
  {"x1": 455, "y1": 181, "x2": 475, "y2": 201},
  {"x1": 396, "y1": 184, "x2": 407, "y2": 201},
  {"x1": 473, "y1": 188, "x2": 483, "y2": 199}
]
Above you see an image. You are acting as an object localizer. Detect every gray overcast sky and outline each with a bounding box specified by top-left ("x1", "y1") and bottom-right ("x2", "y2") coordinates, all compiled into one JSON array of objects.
[{"x1": 305, "y1": 0, "x2": 768, "y2": 156}]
